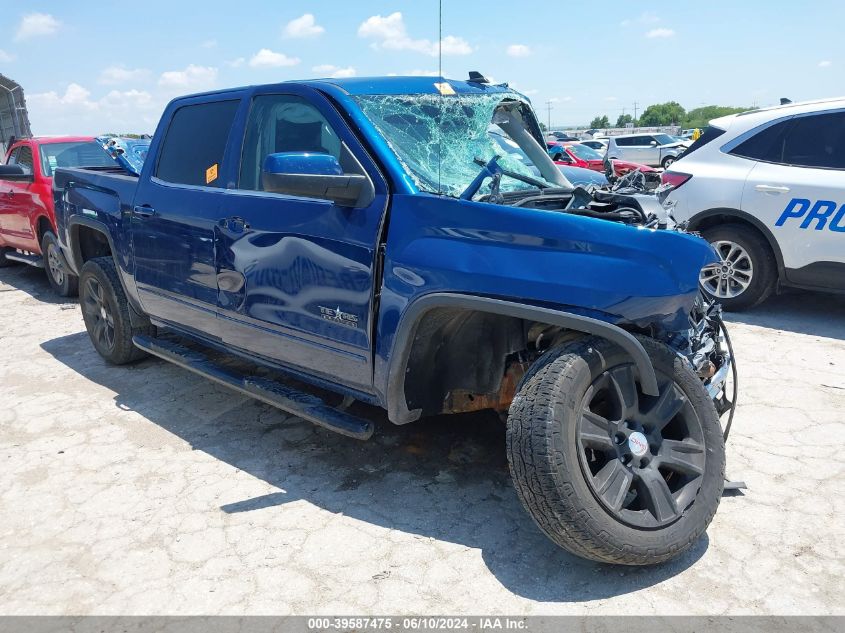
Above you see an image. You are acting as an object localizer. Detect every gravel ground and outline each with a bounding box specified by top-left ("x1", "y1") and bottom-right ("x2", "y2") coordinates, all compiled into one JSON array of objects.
[{"x1": 0, "y1": 263, "x2": 843, "y2": 615}]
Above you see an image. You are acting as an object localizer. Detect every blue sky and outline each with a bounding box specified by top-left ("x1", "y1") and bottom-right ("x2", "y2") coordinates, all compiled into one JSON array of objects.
[{"x1": 2, "y1": 0, "x2": 843, "y2": 134}]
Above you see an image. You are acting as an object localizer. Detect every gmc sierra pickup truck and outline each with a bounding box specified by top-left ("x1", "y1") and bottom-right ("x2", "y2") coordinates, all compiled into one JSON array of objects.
[
  {"x1": 53, "y1": 75, "x2": 736, "y2": 566},
  {"x1": 0, "y1": 136, "x2": 116, "y2": 295}
]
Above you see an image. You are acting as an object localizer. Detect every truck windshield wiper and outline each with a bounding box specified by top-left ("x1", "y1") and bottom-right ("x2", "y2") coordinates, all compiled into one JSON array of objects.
[{"x1": 460, "y1": 155, "x2": 550, "y2": 201}]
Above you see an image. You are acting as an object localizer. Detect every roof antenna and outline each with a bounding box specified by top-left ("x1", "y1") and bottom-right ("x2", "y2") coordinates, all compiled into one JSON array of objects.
[{"x1": 779, "y1": 97, "x2": 792, "y2": 105}]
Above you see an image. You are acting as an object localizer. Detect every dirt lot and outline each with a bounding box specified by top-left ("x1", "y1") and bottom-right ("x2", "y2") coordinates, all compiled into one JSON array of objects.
[{"x1": 0, "y1": 263, "x2": 843, "y2": 615}]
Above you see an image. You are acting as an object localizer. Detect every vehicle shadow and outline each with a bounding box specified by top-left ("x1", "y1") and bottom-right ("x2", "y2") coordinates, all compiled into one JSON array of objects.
[
  {"x1": 723, "y1": 289, "x2": 845, "y2": 340},
  {"x1": 41, "y1": 331, "x2": 707, "y2": 603},
  {"x1": 0, "y1": 263, "x2": 76, "y2": 306}
]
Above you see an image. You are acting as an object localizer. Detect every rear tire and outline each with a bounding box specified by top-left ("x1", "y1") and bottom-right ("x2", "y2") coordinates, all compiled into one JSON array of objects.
[
  {"x1": 506, "y1": 335, "x2": 725, "y2": 565},
  {"x1": 41, "y1": 232, "x2": 78, "y2": 297},
  {"x1": 79, "y1": 256, "x2": 153, "y2": 364},
  {"x1": 699, "y1": 223, "x2": 776, "y2": 311}
]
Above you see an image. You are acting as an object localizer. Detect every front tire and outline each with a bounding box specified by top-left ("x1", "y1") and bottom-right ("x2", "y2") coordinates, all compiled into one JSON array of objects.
[
  {"x1": 506, "y1": 335, "x2": 725, "y2": 565},
  {"x1": 661, "y1": 155, "x2": 676, "y2": 169},
  {"x1": 699, "y1": 223, "x2": 776, "y2": 311},
  {"x1": 41, "y1": 232, "x2": 78, "y2": 297},
  {"x1": 79, "y1": 256, "x2": 153, "y2": 364}
]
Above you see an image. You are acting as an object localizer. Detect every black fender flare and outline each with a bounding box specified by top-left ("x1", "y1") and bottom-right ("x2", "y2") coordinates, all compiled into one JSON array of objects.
[
  {"x1": 385, "y1": 293, "x2": 660, "y2": 425},
  {"x1": 687, "y1": 207, "x2": 785, "y2": 275},
  {"x1": 67, "y1": 216, "x2": 148, "y2": 328}
]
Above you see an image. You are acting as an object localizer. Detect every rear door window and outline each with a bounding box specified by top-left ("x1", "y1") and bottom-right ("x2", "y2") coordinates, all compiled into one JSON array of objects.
[
  {"x1": 781, "y1": 112, "x2": 845, "y2": 169},
  {"x1": 156, "y1": 100, "x2": 239, "y2": 187},
  {"x1": 728, "y1": 120, "x2": 792, "y2": 163}
]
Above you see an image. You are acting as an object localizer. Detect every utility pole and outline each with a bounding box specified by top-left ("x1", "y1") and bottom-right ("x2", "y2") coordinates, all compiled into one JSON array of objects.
[
  {"x1": 545, "y1": 100, "x2": 553, "y2": 130},
  {"x1": 633, "y1": 101, "x2": 639, "y2": 123}
]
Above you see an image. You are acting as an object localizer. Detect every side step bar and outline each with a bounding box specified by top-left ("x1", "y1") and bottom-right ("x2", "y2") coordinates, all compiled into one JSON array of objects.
[
  {"x1": 132, "y1": 335, "x2": 374, "y2": 440},
  {"x1": 5, "y1": 251, "x2": 43, "y2": 268}
]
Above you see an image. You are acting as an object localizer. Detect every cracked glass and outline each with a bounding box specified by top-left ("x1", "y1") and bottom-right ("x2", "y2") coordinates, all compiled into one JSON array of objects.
[{"x1": 354, "y1": 93, "x2": 555, "y2": 198}]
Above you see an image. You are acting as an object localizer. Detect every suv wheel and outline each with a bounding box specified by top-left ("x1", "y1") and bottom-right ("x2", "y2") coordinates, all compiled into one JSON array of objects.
[
  {"x1": 699, "y1": 223, "x2": 776, "y2": 311},
  {"x1": 79, "y1": 256, "x2": 154, "y2": 364},
  {"x1": 506, "y1": 335, "x2": 725, "y2": 565},
  {"x1": 661, "y1": 155, "x2": 676, "y2": 169},
  {"x1": 41, "y1": 232, "x2": 78, "y2": 297}
]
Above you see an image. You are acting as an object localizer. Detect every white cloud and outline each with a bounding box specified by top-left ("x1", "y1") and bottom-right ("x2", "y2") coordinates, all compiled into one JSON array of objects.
[
  {"x1": 646, "y1": 28, "x2": 675, "y2": 39},
  {"x1": 99, "y1": 66, "x2": 150, "y2": 85},
  {"x1": 506, "y1": 44, "x2": 531, "y2": 58},
  {"x1": 283, "y1": 13, "x2": 325, "y2": 38},
  {"x1": 358, "y1": 12, "x2": 471, "y2": 57},
  {"x1": 225, "y1": 57, "x2": 246, "y2": 68},
  {"x1": 201, "y1": 39, "x2": 218, "y2": 49},
  {"x1": 604, "y1": 96, "x2": 618, "y2": 101},
  {"x1": 0, "y1": 49, "x2": 15, "y2": 63},
  {"x1": 312, "y1": 64, "x2": 356, "y2": 78},
  {"x1": 158, "y1": 64, "x2": 219, "y2": 92},
  {"x1": 15, "y1": 13, "x2": 61, "y2": 40},
  {"x1": 28, "y1": 83, "x2": 162, "y2": 135},
  {"x1": 249, "y1": 49, "x2": 301, "y2": 68},
  {"x1": 520, "y1": 89, "x2": 539, "y2": 96},
  {"x1": 819, "y1": 60, "x2": 832, "y2": 67}
]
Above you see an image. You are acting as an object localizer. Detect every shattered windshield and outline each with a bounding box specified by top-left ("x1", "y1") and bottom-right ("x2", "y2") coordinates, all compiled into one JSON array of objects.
[{"x1": 354, "y1": 93, "x2": 557, "y2": 198}]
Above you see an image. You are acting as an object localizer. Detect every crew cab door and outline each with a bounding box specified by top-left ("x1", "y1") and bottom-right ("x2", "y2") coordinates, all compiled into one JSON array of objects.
[
  {"x1": 214, "y1": 86, "x2": 388, "y2": 392},
  {"x1": 741, "y1": 110, "x2": 845, "y2": 290},
  {"x1": 130, "y1": 95, "x2": 242, "y2": 339},
  {"x1": 0, "y1": 145, "x2": 39, "y2": 249}
]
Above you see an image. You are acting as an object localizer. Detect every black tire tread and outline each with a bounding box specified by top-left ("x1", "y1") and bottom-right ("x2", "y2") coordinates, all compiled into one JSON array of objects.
[
  {"x1": 79, "y1": 256, "x2": 153, "y2": 364},
  {"x1": 506, "y1": 335, "x2": 725, "y2": 565}
]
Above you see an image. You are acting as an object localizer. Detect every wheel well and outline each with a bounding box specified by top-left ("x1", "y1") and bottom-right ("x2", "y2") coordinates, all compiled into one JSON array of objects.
[
  {"x1": 402, "y1": 308, "x2": 591, "y2": 417},
  {"x1": 688, "y1": 211, "x2": 783, "y2": 273},
  {"x1": 36, "y1": 216, "x2": 53, "y2": 243},
  {"x1": 72, "y1": 225, "x2": 112, "y2": 268}
]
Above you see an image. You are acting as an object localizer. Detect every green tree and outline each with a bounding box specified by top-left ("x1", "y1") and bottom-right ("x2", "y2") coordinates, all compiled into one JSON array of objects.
[
  {"x1": 616, "y1": 113, "x2": 633, "y2": 128},
  {"x1": 589, "y1": 115, "x2": 610, "y2": 128},
  {"x1": 539, "y1": 121, "x2": 548, "y2": 132},
  {"x1": 684, "y1": 105, "x2": 751, "y2": 129},
  {"x1": 638, "y1": 101, "x2": 686, "y2": 127}
]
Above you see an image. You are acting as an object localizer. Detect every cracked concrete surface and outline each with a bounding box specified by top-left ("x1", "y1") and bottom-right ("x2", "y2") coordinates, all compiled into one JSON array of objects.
[{"x1": 0, "y1": 264, "x2": 843, "y2": 615}]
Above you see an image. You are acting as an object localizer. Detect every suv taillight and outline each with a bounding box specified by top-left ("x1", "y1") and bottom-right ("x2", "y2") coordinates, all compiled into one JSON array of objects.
[{"x1": 660, "y1": 170, "x2": 692, "y2": 190}]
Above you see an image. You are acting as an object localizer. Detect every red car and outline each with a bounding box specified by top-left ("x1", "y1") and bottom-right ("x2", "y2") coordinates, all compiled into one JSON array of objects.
[
  {"x1": 0, "y1": 136, "x2": 115, "y2": 295},
  {"x1": 548, "y1": 141, "x2": 655, "y2": 178}
]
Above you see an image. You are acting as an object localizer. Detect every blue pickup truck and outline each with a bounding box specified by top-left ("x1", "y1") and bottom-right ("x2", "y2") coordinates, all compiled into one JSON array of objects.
[{"x1": 53, "y1": 75, "x2": 736, "y2": 565}]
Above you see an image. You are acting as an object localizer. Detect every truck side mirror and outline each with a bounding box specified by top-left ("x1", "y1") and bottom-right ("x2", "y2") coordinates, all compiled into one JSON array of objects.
[
  {"x1": 0, "y1": 164, "x2": 34, "y2": 182},
  {"x1": 261, "y1": 152, "x2": 374, "y2": 208}
]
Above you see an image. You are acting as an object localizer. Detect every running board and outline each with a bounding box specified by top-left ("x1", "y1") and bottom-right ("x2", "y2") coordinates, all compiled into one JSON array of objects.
[
  {"x1": 131, "y1": 335, "x2": 374, "y2": 440},
  {"x1": 5, "y1": 252, "x2": 43, "y2": 268}
]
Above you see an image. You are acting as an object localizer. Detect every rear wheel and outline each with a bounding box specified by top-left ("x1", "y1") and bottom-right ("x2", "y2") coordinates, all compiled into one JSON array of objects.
[
  {"x1": 699, "y1": 223, "x2": 776, "y2": 311},
  {"x1": 506, "y1": 335, "x2": 725, "y2": 565},
  {"x1": 79, "y1": 256, "x2": 153, "y2": 364},
  {"x1": 41, "y1": 232, "x2": 78, "y2": 297}
]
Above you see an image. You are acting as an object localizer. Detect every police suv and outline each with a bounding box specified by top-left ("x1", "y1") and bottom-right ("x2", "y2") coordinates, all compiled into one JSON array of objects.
[{"x1": 661, "y1": 97, "x2": 845, "y2": 310}]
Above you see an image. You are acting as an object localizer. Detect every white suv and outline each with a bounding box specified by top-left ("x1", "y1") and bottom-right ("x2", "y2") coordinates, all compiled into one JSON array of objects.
[
  {"x1": 606, "y1": 133, "x2": 690, "y2": 168},
  {"x1": 661, "y1": 97, "x2": 845, "y2": 310}
]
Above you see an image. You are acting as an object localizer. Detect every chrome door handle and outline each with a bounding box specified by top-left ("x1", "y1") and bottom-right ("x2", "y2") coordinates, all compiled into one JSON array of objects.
[
  {"x1": 221, "y1": 216, "x2": 250, "y2": 232},
  {"x1": 132, "y1": 205, "x2": 157, "y2": 218},
  {"x1": 755, "y1": 184, "x2": 790, "y2": 194}
]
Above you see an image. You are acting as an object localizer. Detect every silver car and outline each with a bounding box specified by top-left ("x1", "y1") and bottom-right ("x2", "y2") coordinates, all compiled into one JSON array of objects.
[{"x1": 606, "y1": 133, "x2": 690, "y2": 168}]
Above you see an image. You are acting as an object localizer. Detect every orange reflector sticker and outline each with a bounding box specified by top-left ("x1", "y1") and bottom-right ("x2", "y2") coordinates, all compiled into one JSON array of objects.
[{"x1": 205, "y1": 163, "x2": 218, "y2": 184}]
